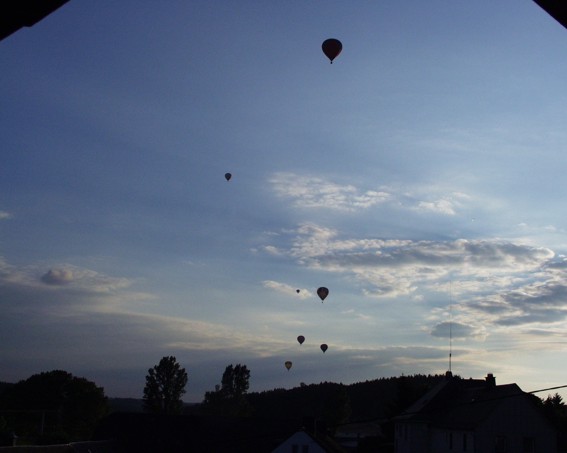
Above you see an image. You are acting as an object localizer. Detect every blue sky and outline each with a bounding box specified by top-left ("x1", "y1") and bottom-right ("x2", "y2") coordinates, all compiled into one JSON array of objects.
[{"x1": 2, "y1": 1, "x2": 567, "y2": 403}]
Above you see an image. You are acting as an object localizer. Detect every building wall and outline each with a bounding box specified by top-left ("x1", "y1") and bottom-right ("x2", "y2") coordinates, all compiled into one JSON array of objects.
[
  {"x1": 395, "y1": 394, "x2": 557, "y2": 453},
  {"x1": 474, "y1": 396, "x2": 557, "y2": 453},
  {"x1": 395, "y1": 422, "x2": 430, "y2": 453},
  {"x1": 430, "y1": 428, "x2": 474, "y2": 453}
]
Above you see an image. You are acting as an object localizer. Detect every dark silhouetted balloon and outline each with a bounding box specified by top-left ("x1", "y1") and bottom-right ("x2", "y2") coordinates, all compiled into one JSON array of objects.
[
  {"x1": 317, "y1": 287, "x2": 329, "y2": 302},
  {"x1": 320, "y1": 343, "x2": 328, "y2": 353},
  {"x1": 297, "y1": 335, "x2": 305, "y2": 345},
  {"x1": 225, "y1": 173, "x2": 232, "y2": 181},
  {"x1": 322, "y1": 38, "x2": 342, "y2": 63},
  {"x1": 285, "y1": 361, "x2": 292, "y2": 371},
  {"x1": 296, "y1": 289, "x2": 300, "y2": 294}
]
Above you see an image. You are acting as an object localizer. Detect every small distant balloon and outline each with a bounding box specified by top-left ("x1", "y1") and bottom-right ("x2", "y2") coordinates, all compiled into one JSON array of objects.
[
  {"x1": 320, "y1": 343, "x2": 328, "y2": 353},
  {"x1": 322, "y1": 38, "x2": 342, "y2": 64},
  {"x1": 285, "y1": 361, "x2": 292, "y2": 371},
  {"x1": 296, "y1": 289, "x2": 300, "y2": 294},
  {"x1": 224, "y1": 173, "x2": 232, "y2": 181},
  {"x1": 317, "y1": 287, "x2": 329, "y2": 302},
  {"x1": 297, "y1": 335, "x2": 305, "y2": 345}
]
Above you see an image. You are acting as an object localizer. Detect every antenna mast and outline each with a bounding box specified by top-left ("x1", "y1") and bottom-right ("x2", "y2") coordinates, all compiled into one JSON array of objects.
[{"x1": 449, "y1": 279, "x2": 453, "y2": 374}]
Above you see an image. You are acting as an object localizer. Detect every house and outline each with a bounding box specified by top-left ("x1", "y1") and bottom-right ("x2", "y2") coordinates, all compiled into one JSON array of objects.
[
  {"x1": 333, "y1": 421, "x2": 385, "y2": 451},
  {"x1": 394, "y1": 372, "x2": 557, "y2": 453},
  {"x1": 271, "y1": 429, "x2": 346, "y2": 453}
]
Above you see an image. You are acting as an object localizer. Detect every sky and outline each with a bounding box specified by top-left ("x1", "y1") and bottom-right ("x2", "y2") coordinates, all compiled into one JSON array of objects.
[{"x1": 2, "y1": 1, "x2": 567, "y2": 404}]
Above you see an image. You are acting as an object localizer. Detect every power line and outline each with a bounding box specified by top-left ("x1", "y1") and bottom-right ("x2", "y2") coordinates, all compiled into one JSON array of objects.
[{"x1": 527, "y1": 383, "x2": 567, "y2": 395}]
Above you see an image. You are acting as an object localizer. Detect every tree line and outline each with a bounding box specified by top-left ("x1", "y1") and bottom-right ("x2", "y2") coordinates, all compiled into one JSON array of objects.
[{"x1": 2, "y1": 356, "x2": 566, "y2": 446}]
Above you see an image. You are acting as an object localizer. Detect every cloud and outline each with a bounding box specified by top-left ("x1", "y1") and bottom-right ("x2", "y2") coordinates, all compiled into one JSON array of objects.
[
  {"x1": 40, "y1": 267, "x2": 133, "y2": 292},
  {"x1": 263, "y1": 280, "x2": 311, "y2": 299},
  {"x1": 430, "y1": 321, "x2": 479, "y2": 339},
  {"x1": 0, "y1": 262, "x2": 137, "y2": 318},
  {"x1": 0, "y1": 211, "x2": 12, "y2": 220},
  {"x1": 259, "y1": 222, "x2": 567, "y2": 338},
  {"x1": 269, "y1": 172, "x2": 480, "y2": 220},
  {"x1": 262, "y1": 245, "x2": 283, "y2": 256},
  {"x1": 264, "y1": 223, "x2": 554, "y2": 298},
  {"x1": 0, "y1": 259, "x2": 299, "y2": 400},
  {"x1": 41, "y1": 268, "x2": 74, "y2": 285},
  {"x1": 416, "y1": 199, "x2": 457, "y2": 215},
  {"x1": 269, "y1": 172, "x2": 391, "y2": 212},
  {"x1": 468, "y1": 281, "x2": 567, "y2": 327}
]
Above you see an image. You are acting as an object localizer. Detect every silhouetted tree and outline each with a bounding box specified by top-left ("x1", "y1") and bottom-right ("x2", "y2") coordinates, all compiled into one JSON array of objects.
[
  {"x1": 540, "y1": 392, "x2": 567, "y2": 449},
  {"x1": 202, "y1": 364, "x2": 251, "y2": 416},
  {"x1": 143, "y1": 356, "x2": 188, "y2": 415},
  {"x1": 543, "y1": 393, "x2": 564, "y2": 411},
  {"x1": 0, "y1": 370, "x2": 108, "y2": 443},
  {"x1": 221, "y1": 364, "x2": 250, "y2": 397}
]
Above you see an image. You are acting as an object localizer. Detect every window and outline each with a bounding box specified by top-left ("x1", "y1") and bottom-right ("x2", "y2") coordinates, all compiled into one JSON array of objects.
[
  {"x1": 523, "y1": 437, "x2": 534, "y2": 453},
  {"x1": 495, "y1": 435, "x2": 508, "y2": 453}
]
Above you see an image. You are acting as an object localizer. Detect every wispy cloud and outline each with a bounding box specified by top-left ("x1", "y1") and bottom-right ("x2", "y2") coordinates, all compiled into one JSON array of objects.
[
  {"x1": 263, "y1": 280, "x2": 311, "y2": 299},
  {"x1": 0, "y1": 259, "x2": 293, "y2": 371},
  {"x1": 416, "y1": 198, "x2": 458, "y2": 215},
  {"x1": 269, "y1": 173, "x2": 391, "y2": 212},
  {"x1": 266, "y1": 223, "x2": 553, "y2": 296},
  {"x1": 269, "y1": 172, "x2": 476, "y2": 217},
  {"x1": 260, "y1": 223, "x2": 567, "y2": 336}
]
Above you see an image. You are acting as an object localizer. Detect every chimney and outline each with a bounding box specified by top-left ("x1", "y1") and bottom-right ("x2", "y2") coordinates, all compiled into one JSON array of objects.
[{"x1": 485, "y1": 373, "x2": 496, "y2": 388}]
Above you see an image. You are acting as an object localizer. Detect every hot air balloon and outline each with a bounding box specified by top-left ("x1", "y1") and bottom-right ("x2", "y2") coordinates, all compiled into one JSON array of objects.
[
  {"x1": 296, "y1": 289, "x2": 300, "y2": 294},
  {"x1": 297, "y1": 335, "x2": 305, "y2": 345},
  {"x1": 285, "y1": 361, "x2": 292, "y2": 371},
  {"x1": 317, "y1": 287, "x2": 329, "y2": 302},
  {"x1": 320, "y1": 344, "x2": 328, "y2": 353},
  {"x1": 225, "y1": 173, "x2": 232, "y2": 181},
  {"x1": 322, "y1": 38, "x2": 342, "y2": 63}
]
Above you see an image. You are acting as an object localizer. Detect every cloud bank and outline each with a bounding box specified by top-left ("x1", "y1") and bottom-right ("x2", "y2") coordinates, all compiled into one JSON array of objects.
[{"x1": 260, "y1": 222, "x2": 567, "y2": 339}]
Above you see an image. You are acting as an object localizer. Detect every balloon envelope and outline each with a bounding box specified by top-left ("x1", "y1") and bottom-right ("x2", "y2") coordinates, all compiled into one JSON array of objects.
[
  {"x1": 296, "y1": 289, "x2": 300, "y2": 293},
  {"x1": 322, "y1": 38, "x2": 342, "y2": 63},
  {"x1": 297, "y1": 335, "x2": 305, "y2": 345},
  {"x1": 224, "y1": 173, "x2": 232, "y2": 181},
  {"x1": 285, "y1": 361, "x2": 292, "y2": 370},
  {"x1": 317, "y1": 287, "x2": 329, "y2": 301},
  {"x1": 320, "y1": 344, "x2": 328, "y2": 353}
]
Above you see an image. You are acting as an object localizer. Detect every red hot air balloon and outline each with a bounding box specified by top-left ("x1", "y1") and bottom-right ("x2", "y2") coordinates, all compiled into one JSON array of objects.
[
  {"x1": 225, "y1": 173, "x2": 232, "y2": 181},
  {"x1": 320, "y1": 343, "x2": 328, "y2": 353},
  {"x1": 285, "y1": 361, "x2": 292, "y2": 371},
  {"x1": 297, "y1": 335, "x2": 305, "y2": 345},
  {"x1": 317, "y1": 287, "x2": 329, "y2": 302},
  {"x1": 322, "y1": 38, "x2": 342, "y2": 64}
]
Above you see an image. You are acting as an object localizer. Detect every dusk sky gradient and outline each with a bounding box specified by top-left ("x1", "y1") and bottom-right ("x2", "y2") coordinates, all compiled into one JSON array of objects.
[{"x1": 2, "y1": 1, "x2": 567, "y2": 403}]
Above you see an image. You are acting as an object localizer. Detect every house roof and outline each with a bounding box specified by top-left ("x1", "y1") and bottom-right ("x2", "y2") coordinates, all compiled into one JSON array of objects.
[
  {"x1": 395, "y1": 374, "x2": 527, "y2": 430},
  {"x1": 273, "y1": 429, "x2": 346, "y2": 453}
]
